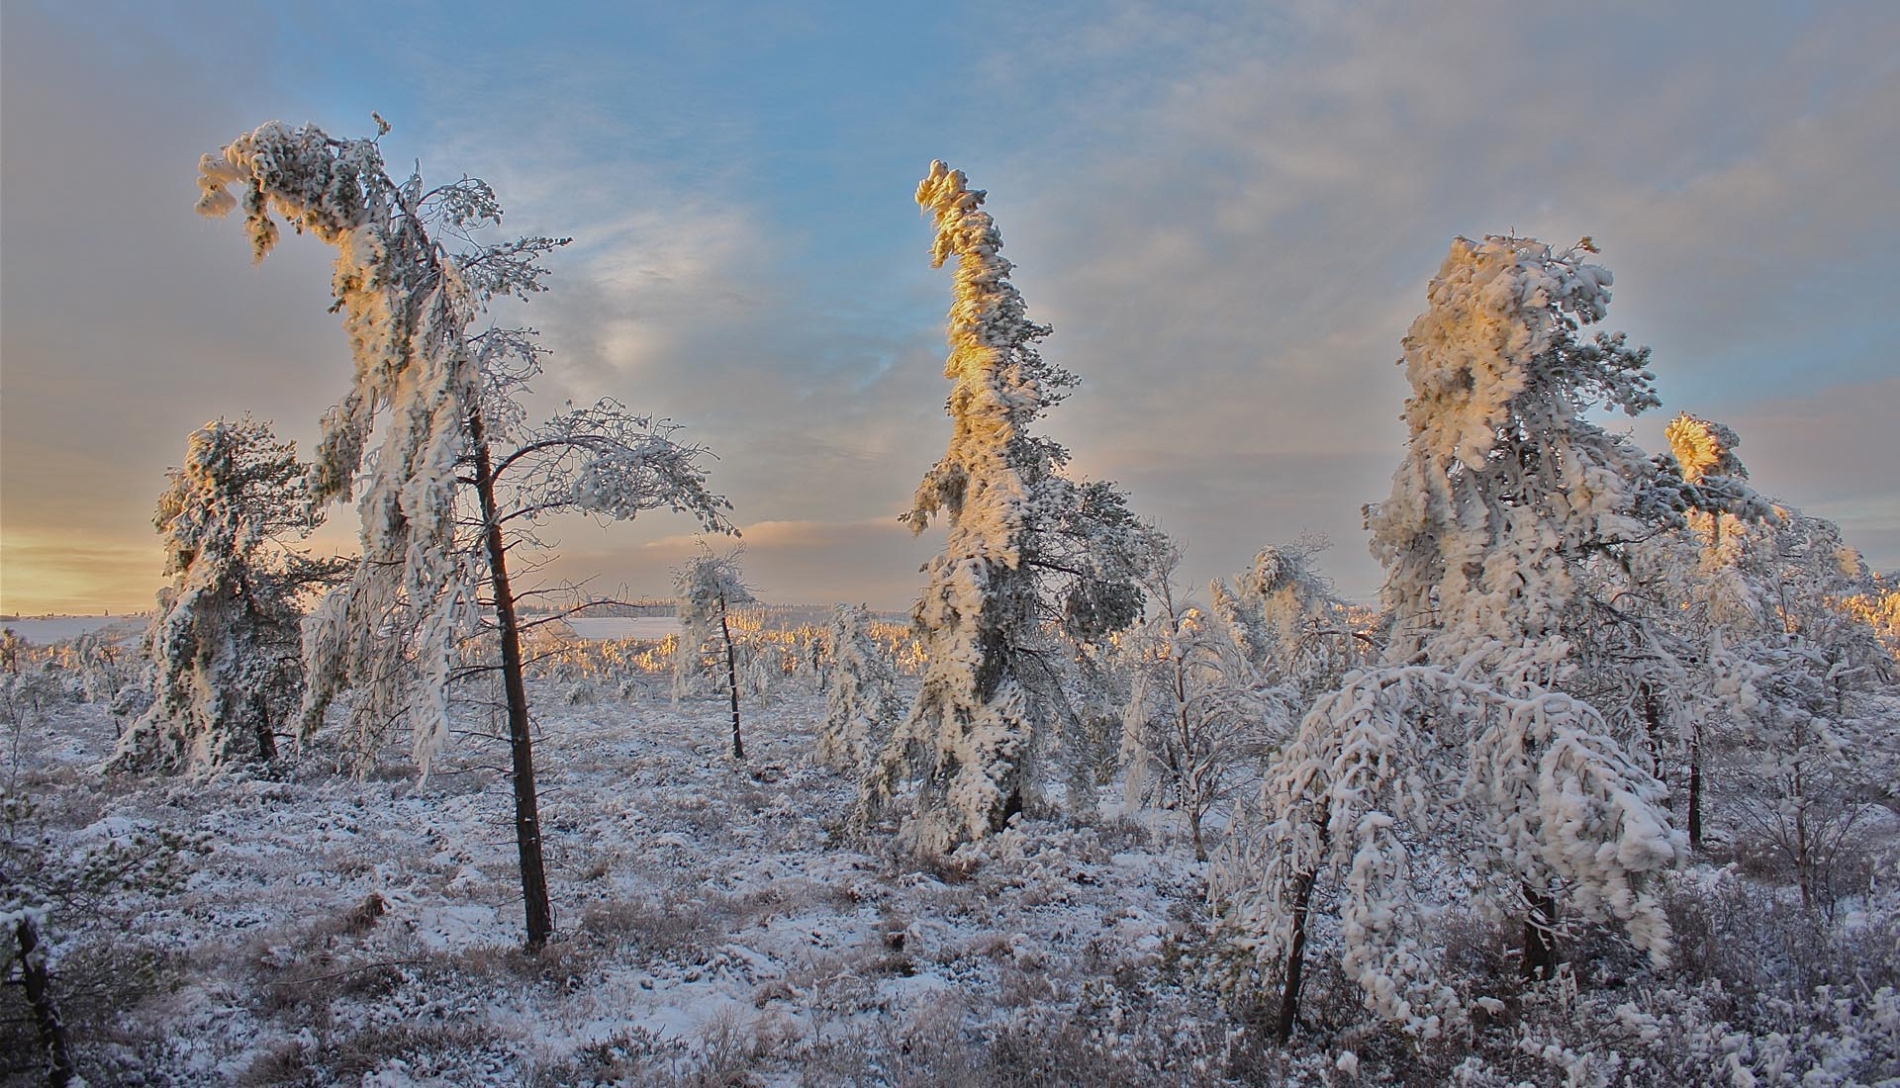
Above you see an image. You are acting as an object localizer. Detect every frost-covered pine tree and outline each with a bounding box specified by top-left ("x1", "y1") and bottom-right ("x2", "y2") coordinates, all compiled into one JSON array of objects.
[
  {"x1": 1222, "y1": 236, "x2": 1691, "y2": 1038},
  {"x1": 673, "y1": 548, "x2": 755, "y2": 760},
  {"x1": 863, "y1": 162, "x2": 1146, "y2": 855},
  {"x1": 817, "y1": 604, "x2": 902, "y2": 780},
  {"x1": 109, "y1": 418, "x2": 343, "y2": 775},
  {"x1": 196, "y1": 120, "x2": 523, "y2": 771},
  {"x1": 199, "y1": 120, "x2": 728, "y2": 951}
]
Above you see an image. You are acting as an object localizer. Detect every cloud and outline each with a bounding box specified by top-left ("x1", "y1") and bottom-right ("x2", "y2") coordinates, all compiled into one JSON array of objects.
[
  {"x1": 963, "y1": 0, "x2": 1900, "y2": 592},
  {"x1": 4, "y1": 1, "x2": 1894, "y2": 613}
]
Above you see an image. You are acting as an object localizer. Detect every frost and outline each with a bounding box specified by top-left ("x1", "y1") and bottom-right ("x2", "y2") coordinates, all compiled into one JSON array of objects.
[
  {"x1": 109, "y1": 418, "x2": 340, "y2": 776},
  {"x1": 816, "y1": 604, "x2": 901, "y2": 781},
  {"x1": 866, "y1": 162, "x2": 1145, "y2": 855}
]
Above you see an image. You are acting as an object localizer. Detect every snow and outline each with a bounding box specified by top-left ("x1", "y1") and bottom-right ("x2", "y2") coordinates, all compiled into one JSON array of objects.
[{"x1": 10, "y1": 684, "x2": 1220, "y2": 1083}]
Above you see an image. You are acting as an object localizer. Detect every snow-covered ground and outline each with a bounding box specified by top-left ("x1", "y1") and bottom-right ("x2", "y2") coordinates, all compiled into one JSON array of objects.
[
  {"x1": 7, "y1": 648, "x2": 1897, "y2": 1086},
  {"x1": 5, "y1": 684, "x2": 1231, "y2": 1086}
]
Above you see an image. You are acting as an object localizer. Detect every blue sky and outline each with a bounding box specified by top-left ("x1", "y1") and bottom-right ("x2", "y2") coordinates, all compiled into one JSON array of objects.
[{"x1": 3, "y1": 1, "x2": 1896, "y2": 613}]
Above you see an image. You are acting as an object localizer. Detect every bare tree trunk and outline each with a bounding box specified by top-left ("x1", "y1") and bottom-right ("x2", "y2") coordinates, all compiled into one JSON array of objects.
[
  {"x1": 1687, "y1": 728, "x2": 1703, "y2": 850},
  {"x1": 718, "y1": 595, "x2": 744, "y2": 761},
  {"x1": 14, "y1": 911, "x2": 76, "y2": 1087},
  {"x1": 1521, "y1": 883, "x2": 1558, "y2": 981},
  {"x1": 1277, "y1": 864, "x2": 1318, "y2": 1043},
  {"x1": 470, "y1": 410, "x2": 553, "y2": 951},
  {"x1": 252, "y1": 691, "x2": 277, "y2": 763},
  {"x1": 1640, "y1": 685, "x2": 1668, "y2": 801}
]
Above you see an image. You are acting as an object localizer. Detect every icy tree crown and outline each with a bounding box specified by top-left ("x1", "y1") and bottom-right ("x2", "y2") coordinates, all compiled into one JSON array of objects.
[
  {"x1": 1664, "y1": 412, "x2": 1747, "y2": 484},
  {"x1": 196, "y1": 120, "x2": 547, "y2": 772},
  {"x1": 1368, "y1": 235, "x2": 1661, "y2": 655}
]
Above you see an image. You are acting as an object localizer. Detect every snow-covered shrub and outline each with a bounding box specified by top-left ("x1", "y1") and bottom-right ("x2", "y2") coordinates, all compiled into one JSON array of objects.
[
  {"x1": 1121, "y1": 538, "x2": 1291, "y2": 862},
  {"x1": 1219, "y1": 658, "x2": 1684, "y2": 1039},
  {"x1": 1210, "y1": 535, "x2": 1370, "y2": 701},
  {"x1": 818, "y1": 604, "x2": 901, "y2": 780},
  {"x1": 1, "y1": 789, "x2": 203, "y2": 1085}
]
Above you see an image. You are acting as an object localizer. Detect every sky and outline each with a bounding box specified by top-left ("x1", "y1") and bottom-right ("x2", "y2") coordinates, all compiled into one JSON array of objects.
[{"x1": 2, "y1": 0, "x2": 1896, "y2": 615}]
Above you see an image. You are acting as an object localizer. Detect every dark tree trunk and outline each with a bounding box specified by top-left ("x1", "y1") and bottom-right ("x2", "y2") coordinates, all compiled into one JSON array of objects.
[
  {"x1": 470, "y1": 409, "x2": 553, "y2": 952},
  {"x1": 252, "y1": 692, "x2": 277, "y2": 762},
  {"x1": 1277, "y1": 864, "x2": 1319, "y2": 1042},
  {"x1": 1687, "y1": 729, "x2": 1703, "y2": 851},
  {"x1": 1640, "y1": 685, "x2": 1667, "y2": 799},
  {"x1": 718, "y1": 595, "x2": 744, "y2": 761},
  {"x1": 15, "y1": 912, "x2": 76, "y2": 1087},
  {"x1": 1521, "y1": 883, "x2": 1558, "y2": 981}
]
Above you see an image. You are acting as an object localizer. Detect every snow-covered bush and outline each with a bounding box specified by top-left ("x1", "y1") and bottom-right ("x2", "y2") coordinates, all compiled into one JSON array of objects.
[
  {"x1": 109, "y1": 418, "x2": 342, "y2": 775},
  {"x1": 1220, "y1": 657, "x2": 1684, "y2": 1037},
  {"x1": 1, "y1": 788, "x2": 203, "y2": 1086},
  {"x1": 1121, "y1": 538, "x2": 1291, "y2": 862},
  {"x1": 1210, "y1": 535, "x2": 1369, "y2": 701},
  {"x1": 817, "y1": 604, "x2": 901, "y2": 780}
]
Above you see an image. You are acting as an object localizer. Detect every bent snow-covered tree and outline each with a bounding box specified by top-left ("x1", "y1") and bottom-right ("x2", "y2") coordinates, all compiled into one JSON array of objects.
[
  {"x1": 110, "y1": 417, "x2": 343, "y2": 775},
  {"x1": 673, "y1": 547, "x2": 755, "y2": 760},
  {"x1": 863, "y1": 161, "x2": 1144, "y2": 855},
  {"x1": 1222, "y1": 236, "x2": 1692, "y2": 1038},
  {"x1": 197, "y1": 120, "x2": 728, "y2": 950},
  {"x1": 196, "y1": 120, "x2": 521, "y2": 769}
]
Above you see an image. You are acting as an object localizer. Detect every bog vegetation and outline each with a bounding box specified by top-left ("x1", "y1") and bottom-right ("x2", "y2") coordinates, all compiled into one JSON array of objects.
[{"x1": 1, "y1": 122, "x2": 1896, "y2": 1087}]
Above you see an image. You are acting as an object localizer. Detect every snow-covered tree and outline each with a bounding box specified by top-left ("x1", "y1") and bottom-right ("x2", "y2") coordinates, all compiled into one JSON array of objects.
[
  {"x1": 1220, "y1": 657, "x2": 1681, "y2": 1041},
  {"x1": 1718, "y1": 504, "x2": 1897, "y2": 907},
  {"x1": 1628, "y1": 412, "x2": 1779, "y2": 846},
  {"x1": 1224, "y1": 236, "x2": 1693, "y2": 1037},
  {"x1": 1636, "y1": 412, "x2": 1898, "y2": 885},
  {"x1": 198, "y1": 119, "x2": 729, "y2": 951},
  {"x1": 196, "y1": 120, "x2": 522, "y2": 769},
  {"x1": 109, "y1": 418, "x2": 342, "y2": 775},
  {"x1": 864, "y1": 162, "x2": 1146, "y2": 855},
  {"x1": 674, "y1": 547, "x2": 755, "y2": 760},
  {"x1": 1209, "y1": 535, "x2": 1370, "y2": 702},
  {"x1": 1365, "y1": 236, "x2": 1699, "y2": 666},
  {"x1": 1121, "y1": 537, "x2": 1290, "y2": 862},
  {"x1": 817, "y1": 604, "x2": 902, "y2": 781}
]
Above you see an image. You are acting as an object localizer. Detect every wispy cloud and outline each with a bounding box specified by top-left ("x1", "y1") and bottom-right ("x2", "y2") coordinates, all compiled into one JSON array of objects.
[{"x1": 4, "y1": 2, "x2": 1896, "y2": 616}]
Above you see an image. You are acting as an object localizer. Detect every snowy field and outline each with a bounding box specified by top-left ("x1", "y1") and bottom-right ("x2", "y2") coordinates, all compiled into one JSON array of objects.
[
  {"x1": 3, "y1": 683, "x2": 1240, "y2": 1086},
  {"x1": 6, "y1": 636, "x2": 1897, "y2": 1085}
]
